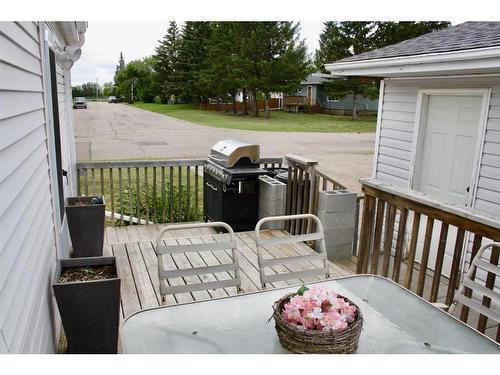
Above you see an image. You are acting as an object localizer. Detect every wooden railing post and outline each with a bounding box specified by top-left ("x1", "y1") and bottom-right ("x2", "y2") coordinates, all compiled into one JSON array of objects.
[
  {"x1": 284, "y1": 154, "x2": 318, "y2": 235},
  {"x1": 356, "y1": 192, "x2": 375, "y2": 274}
]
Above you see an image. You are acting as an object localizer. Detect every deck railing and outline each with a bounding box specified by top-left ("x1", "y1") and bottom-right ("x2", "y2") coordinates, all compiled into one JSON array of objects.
[
  {"x1": 76, "y1": 157, "x2": 283, "y2": 226},
  {"x1": 284, "y1": 154, "x2": 347, "y2": 235},
  {"x1": 357, "y1": 178, "x2": 500, "y2": 340}
]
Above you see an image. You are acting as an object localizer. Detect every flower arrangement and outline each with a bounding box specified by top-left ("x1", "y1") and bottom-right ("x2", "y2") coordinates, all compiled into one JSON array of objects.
[
  {"x1": 281, "y1": 286, "x2": 357, "y2": 332},
  {"x1": 272, "y1": 285, "x2": 363, "y2": 354}
]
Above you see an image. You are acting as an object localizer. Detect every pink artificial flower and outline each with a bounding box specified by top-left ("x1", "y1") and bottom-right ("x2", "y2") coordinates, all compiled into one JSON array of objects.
[{"x1": 281, "y1": 287, "x2": 356, "y2": 332}]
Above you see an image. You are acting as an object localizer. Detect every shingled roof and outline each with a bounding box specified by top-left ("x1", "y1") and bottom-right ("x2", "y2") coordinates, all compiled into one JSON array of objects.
[{"x1": 335, "y1": 22, "x2": 500, "y2": 64}]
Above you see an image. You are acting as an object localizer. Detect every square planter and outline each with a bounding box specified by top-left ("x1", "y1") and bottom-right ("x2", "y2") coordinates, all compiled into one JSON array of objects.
[
  {"x1": 53, "y1": 256, "x2": 121, "y2": 354},
  {"x1": 66, "y1": 196, "x2": 105, "y2": 257}
]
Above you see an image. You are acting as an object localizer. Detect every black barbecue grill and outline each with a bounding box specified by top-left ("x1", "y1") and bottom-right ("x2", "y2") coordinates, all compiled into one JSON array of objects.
[{"x1": 203, "y1": 140, "x2": 269, "y2": 231}]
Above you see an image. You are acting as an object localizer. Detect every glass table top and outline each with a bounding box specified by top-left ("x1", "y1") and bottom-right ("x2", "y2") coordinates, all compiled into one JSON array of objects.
[{"x1": 120, "y1": 275, "x2": 500, "y2": 354}]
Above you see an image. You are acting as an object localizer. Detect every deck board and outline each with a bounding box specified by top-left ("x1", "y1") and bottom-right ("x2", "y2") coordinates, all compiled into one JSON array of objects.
[{"x1": 106, "y1": 224, "x2": 358, "y2": 318}]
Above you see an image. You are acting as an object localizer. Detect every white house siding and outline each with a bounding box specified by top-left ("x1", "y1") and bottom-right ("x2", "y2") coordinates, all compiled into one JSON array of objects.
[
  {"x1": 376, "y1": 76, "x2": 500, "y2": 214},
  {"x1": 0, "y1": 21, "x2": 61, "y2": 353},
  {"x1": 375, "y1": 75, "x2": 500, "y2": 287}
]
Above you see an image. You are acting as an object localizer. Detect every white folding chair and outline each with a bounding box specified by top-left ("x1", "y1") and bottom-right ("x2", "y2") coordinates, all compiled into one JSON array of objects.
[
  {"x1": 155, "y1": 222, "x2": 242, "y2": 303},
  {"x1": 254, "y1": 213, "x2": 330, "y2": 288},
  {"x1": 450, "y1": 242, "x2": 500, "y2": 326}
]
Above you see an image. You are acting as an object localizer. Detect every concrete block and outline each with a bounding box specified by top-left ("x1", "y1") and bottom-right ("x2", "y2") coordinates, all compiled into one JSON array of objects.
[
  {"x1": 318, "y1": 209, "x2": 356, "y2": 229},
  {"x1": 318, "y1": 190, "x2": 357, "y2": 212},
  {"x1": 325, "y1": 243, "x2": 353, "y2": 261},
  {"x1": 258, "y1": 208, "x2": 285, "y2": 230},
  {"x1": 259, "y1": 175, "x2": 286, "y2": 201},
  {"x1": 324, "y1": 227, "x2": 355, "y2": 246},
  {"x1": 260, "y1": 198, "x2": 286, "y2": 215}
]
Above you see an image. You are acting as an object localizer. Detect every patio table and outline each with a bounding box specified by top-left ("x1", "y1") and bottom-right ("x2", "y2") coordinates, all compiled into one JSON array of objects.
[{"x1": 120, "y1": 275, "x2": 500, "y2": 353}]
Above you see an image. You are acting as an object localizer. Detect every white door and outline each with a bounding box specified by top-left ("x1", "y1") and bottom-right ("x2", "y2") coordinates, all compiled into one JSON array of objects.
[{"x1": 414, "y1": 94, "x2": 483, "y2": 275}]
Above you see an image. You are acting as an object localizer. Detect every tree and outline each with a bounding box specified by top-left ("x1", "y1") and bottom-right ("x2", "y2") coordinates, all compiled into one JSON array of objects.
[
  {"x1": 172, "y1": 21, "x2": 212, "y2": 103},
  {"x1": 72, "y1": 82, "x2": 100, "y2": 98},
  {"x1": 314, "y1": 22, "x2": 351, "y2": 70},
  {"x1": 102, "y1": 82, "x2": 119, "y2": 97},
  {"x1": 315, "y1": 22, "x2": 376, "y2": 120},
  {"x1": 72, "y1": 84, "x2": 84, "y2": 98},
  {"x1": 239, "y1": 22, "x2": 309, "y2": 118},
  {"x1": 114, "y1": 58, "x2": 156, "y2": 103},
  {"x1": 372, "y1": 21, "x2": 451, "y2": 48},
  {"x1": 116, "y1": 52, "x2": 125, "y2": 73},
  {"x1": 315, "y1": 21, "x2": 451, "y2": 120},
  {"x1": 155, "y1": 21, "x2": 180, "y2": 103},
  {"x1": 203, "y1": 22, "x2": 247, "y2": 114}
]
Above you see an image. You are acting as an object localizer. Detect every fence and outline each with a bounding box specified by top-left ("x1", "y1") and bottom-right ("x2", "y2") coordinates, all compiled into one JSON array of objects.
[
  {"x1": 283, "y1": 154, "x2": 348, "y2": 235},
  {"x1": 200, "y1": 98, "x2": 281, "y2": 112},
  {"x1": 357, "y1": 178, "x2": 500, "y2": 340},
  {"x1": 76, "y1": 157, "x2": 284, "y2": 226}
]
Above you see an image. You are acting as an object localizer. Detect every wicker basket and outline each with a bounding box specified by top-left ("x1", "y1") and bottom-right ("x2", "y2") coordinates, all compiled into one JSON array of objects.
[{"x1": 272, "y1": 293, "x2": 363, "y2": 354}]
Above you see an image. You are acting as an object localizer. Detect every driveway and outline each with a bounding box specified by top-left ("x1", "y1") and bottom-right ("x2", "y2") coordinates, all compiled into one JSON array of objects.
[{"x1": 74, "y1": 102, "x2": 375, "y2": 193}]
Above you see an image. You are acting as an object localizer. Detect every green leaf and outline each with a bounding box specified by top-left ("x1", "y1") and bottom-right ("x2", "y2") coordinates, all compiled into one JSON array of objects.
[{"x1": 297, "y1": 285, "x2": 309, "y2": 296}]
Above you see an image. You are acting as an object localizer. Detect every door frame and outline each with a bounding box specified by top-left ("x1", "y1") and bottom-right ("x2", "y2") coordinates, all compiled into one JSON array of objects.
[{"x1": 409, "y1": 88, "x2": 491, "y2": 208}]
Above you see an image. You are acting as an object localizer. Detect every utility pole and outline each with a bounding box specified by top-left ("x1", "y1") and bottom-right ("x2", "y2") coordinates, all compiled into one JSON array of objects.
[{"x1": 96, "y1": 78, "x2": 99, "y2": 100}]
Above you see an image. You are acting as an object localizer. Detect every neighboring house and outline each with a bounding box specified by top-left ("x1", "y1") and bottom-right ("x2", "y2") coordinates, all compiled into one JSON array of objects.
[
  {"x1": 284, "y1": 72, "x2": 378, "y2": 115},
  {"x1": 0, "y1": 21, "x2": 86, "y2": 353},
  {"x1": 326, "y1": 21, "x2": 500, "y2": 280}
]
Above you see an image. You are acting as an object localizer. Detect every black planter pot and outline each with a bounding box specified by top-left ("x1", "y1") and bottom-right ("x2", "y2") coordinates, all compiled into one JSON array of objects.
[
  {"x1": 66, "y1": 196, "x2": 105, "y2": 257},
  {"x1": 53, "y1": 257, "x2": 121, "y2": 354}
]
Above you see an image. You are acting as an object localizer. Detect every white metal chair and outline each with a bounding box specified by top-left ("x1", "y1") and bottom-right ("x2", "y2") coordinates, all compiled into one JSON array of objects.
[
  {"x1": 155, "y1": 222, "x2": 242, "y2": 303},
  {"x1": 254, "y1": 214, "x2": 330, "y2": 288},
  {"x1": 450, "y1": 242, "x2": 500, "y2": 326}
]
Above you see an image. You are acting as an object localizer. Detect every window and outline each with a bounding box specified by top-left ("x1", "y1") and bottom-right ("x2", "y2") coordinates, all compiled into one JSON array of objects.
[
  {"x1": 327, "y1": 96, "x2": 339, "y2": 102},
  {"x1": 297, "y1": 87, "x2": 303, "y2": 94}
]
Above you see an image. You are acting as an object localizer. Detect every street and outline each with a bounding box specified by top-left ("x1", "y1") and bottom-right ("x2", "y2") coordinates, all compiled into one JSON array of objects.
[{"x1": 74, "y1": 102, "x2": 375, "y2": 192}]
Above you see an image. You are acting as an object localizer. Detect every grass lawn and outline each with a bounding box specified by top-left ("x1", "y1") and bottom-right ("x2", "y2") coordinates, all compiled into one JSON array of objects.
[{"x1": 131, "y1": 102, "x2": 377, "y2": 133}]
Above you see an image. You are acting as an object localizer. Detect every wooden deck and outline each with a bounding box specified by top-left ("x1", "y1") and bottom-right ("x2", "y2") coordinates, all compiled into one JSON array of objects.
[
  {"x1": 103, "y1": 224, "x2": 497, "y2": 342},
  {"x1": 104, "y1": 224, "x2": 357, "y2": 319}
]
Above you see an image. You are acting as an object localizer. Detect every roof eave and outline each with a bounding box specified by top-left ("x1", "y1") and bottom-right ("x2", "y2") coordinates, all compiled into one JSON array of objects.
[{"x1": 325, "y1": 46, "x2": 500, "y2": 78}]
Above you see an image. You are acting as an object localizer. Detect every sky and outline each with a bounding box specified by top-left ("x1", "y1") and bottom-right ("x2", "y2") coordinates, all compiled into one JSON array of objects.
[{"x1": 71, "y1": 22, "x2": 325, "y2": 86}]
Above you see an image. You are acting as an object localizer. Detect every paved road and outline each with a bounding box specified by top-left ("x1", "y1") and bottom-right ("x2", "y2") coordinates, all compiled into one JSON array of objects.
[{"x1": 74, "y1": 102, "x2": 375, "y2": 193}]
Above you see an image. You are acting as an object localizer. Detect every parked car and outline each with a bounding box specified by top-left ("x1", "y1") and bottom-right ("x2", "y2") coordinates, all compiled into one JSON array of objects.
[
  {"x1": 108, "y1": 96, "x2": 119, "y2": 103},
  {"x1": 73, "y1": 97, "x2": 87, "y2": 109}
]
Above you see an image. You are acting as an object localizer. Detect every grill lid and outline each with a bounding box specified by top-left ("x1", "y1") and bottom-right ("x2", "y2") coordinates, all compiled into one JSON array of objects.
[{"x1": 209, "y1": 139, "x2": 260, "y2": 168}]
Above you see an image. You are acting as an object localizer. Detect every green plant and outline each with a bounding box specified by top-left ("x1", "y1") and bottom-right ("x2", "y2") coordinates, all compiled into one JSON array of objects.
[{"x1": 122, "y1": 183, "x2": 199, "y2": 224}]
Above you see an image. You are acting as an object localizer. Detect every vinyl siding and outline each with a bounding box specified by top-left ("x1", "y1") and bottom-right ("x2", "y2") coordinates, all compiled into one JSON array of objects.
[
  {"x1": 375, "y1": 76, "x2": 500, "y2": 288},
  {"x1": 290, "y1": 84, "x2": 379, "y2": 113},
  {"x1": 0, "y1": 21, "x2": 59, "y2": 353},
  {"x1": 476, "y1": 89, "x2": 500, "y2": 214}
]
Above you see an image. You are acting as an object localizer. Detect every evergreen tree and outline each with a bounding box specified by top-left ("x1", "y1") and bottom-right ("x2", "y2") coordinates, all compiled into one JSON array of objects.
[
  {"x1": 204, "y1": 22, "x2": 247, "y2": 113},
  {"x1": 372, "y1": 21, "x2": 451, "y2": 48},
  {"x1": 314, "y1": 22, "x2": 351, "y2": 70},
  {"x1": 315, "y1": 21, "x2": 450, "y2": 120},
  {"x1": 173, "y1": 21, "x2": 212, "y2": 103},
  {"x1": 239, "y1": 21, "x2": 309, "y2": 118},
  {"x1": 155, "y1": 21, "x2": 180, "y2": 103},
  {"x1": 315, "y1": 22, "x2": 376, "y2": 120},
  {"x1": 115, "y1": 52, "x2": 125, "y2": 74}
]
